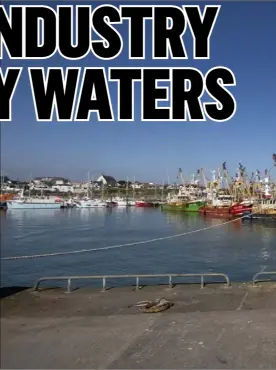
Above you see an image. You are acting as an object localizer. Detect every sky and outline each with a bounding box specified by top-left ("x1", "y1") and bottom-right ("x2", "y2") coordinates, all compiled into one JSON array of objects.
[{"x1": 1, "y1": 0, "x2": 276, "y2": 183}]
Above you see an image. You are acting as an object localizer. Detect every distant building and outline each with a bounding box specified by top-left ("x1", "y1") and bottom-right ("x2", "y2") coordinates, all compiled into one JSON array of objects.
[
  {"x1": 92, "y1": 181, "x2": 102, "y2": 189},
  {"x1": 52, "y1": 184, "x2": 74, "y2": 193},
  {"x1": 132, "y1": 182, "x2": 144, "y2": 189},
  {"x1": 117, "y1": 180, "x2": 132, "y2": 188},
  {"x1": 34, "y1": 177, "x2": 53, "y2": 183},
  {"x1": 34, "y1": 177, "x2": 72, "y2": 186},
  {"x1": 96, "y1": 175, "x2": 117, "y2": 187},
  {"x1": 72, "y1": 182, "x2": 82, "y2": 189}
]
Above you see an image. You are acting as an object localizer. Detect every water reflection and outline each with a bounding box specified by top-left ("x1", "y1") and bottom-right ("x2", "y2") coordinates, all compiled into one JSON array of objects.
[
  {"x1": 164, "y1": 212, "x2": 201, "y2": 231},
  {"x1": 2, "y1": 209, "x2": 61, "y2": 222},
  {"x1": 258, "y1": 227, "x2": 275, "y2": 264},
  {"x1": 164, "y1": 211, "x2": 246, "y2": 233},
  {"x1": 75, "y1": 207, "x2": 107, "y2": 221}
]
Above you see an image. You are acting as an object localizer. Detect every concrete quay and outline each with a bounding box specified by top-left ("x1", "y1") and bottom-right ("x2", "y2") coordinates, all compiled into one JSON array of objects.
[{"x1": 1, "y1": 282, "x2": 276, "y2": 369}]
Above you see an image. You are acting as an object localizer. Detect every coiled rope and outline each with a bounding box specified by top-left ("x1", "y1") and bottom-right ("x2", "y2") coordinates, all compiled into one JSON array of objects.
[
  {"x1": 1, "y1": 212, "x2": 273, "y2": 261},
  {"x1": 134, "y1": 298, "x2": 173, "y2": 313}
]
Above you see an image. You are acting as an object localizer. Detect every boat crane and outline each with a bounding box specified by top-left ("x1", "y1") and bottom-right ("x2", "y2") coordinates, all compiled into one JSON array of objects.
[{"x1": 221, "y1": 162, "x2": 232, "y2": 197}]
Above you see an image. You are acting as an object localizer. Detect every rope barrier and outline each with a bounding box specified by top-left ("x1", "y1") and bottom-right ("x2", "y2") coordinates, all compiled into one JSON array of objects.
[{"x1": 1, "y1": 212, "x2": 273, "y2": 261}]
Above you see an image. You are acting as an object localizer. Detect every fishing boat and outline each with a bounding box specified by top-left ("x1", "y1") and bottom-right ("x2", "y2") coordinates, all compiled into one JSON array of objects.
[
  {"x1": 161, "y1": 200, "x2": 205, "y2": 212},
  {"x1": 244, "y1": 198, "x2": 276, "y2": 219},
  {"x1": 199, "y1": 194, "x2": 233, "y2": 216},
  {"x1": 254, "y1": 198, "x2": 276, "y2": 213}
]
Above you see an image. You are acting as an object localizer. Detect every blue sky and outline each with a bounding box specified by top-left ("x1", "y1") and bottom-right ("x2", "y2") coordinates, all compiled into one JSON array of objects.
[{"x1": 1, "y1": 1, "x2": 276, "y2": 183}]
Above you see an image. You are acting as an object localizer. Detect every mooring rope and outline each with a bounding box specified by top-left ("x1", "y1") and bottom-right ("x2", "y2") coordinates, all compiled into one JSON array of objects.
[{"x1": 1, "y1": 212, "x2": 273, "y2": 261}]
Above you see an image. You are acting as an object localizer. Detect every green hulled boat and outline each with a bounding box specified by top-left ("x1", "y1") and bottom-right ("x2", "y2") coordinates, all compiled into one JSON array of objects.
[{"x1": 161, "y1": 200, "x2": 205, "y2": 212}]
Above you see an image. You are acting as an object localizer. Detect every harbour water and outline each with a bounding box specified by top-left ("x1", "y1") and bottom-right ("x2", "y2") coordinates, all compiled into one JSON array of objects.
[{"x1": 1, "y1": 208, "x2": 275, "y2": 287}]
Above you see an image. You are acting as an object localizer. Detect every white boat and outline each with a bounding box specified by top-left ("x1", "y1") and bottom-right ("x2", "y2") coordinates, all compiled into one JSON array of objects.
[
  {"x1": 112, "y1": 197, "x2": 135, "y2": 207},
  {"x1": 6, "y1": 189, "x2": 62, "y2": 209},
  {"x1": 127, "y1": 200, "x2": 136, "y2": 206},
  {"x1": 93, "y1": 199, "x2": 107, "y2": 207},
  {"x1": 6, "y1": 198, "x2": 61, "y2": 209},
  {"x1": 75, "y1": 198, "x2": 106, "y2": 208},
  {"x1": 116, "y1": 200, "x2": 128, "y2": 207}
]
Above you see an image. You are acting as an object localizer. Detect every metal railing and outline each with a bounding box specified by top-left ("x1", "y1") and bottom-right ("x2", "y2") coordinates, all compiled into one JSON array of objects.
[
  {"x1": 252, "y1": 271, "x2": 276, "y2": 286},
  {"x1": 33, "y1": 273, "x2": 230, "y2": 293}
]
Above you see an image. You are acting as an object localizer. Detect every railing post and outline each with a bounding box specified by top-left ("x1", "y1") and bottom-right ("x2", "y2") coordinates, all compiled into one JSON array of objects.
[
  {"x1": 66, "y1": 278, "x2": 71, "y2": 293},
  {"x1": 200, "y1": 275, "x2": 204, "y2": 289},
  {"x1": 32, "y1": 280, "x2": 41, "y2": 293},
  {"x1": 252, "y1": 271, "x2": 276, "y2": 286},
  {"x1": 225, "y1": 275, "x2": 230, "y2": 287},
  {"x1": 101, "y1": 277, "x2": 106, "y2": 292},
  {"x1": 136, "y1": 277, "x2": 140, "y2": 291}
]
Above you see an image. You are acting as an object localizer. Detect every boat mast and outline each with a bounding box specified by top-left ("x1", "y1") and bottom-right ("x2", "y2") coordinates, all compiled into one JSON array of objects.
[
  {"x1": 91, "y1": 176, "x2": 94, "y2": 199},
  {"x1": 29, "y1": 173, "x2": 32, "y2": 197},
  {"x1": 178, "y1": 168, "x2": 186, "y2": 192},
  {"x1": 0, "y1": 169, "x2": 3, "y2": 196},
  {"x1": 133, "y1": 176, "x2": 135, "y2": 201},
  {"x1": 200, "y1": 168, "x2": 208, "y2": 201},
  {"x1": 87, "y1": 171, "x2": 90, "y2": 198},
  {"x1": 222, "y1": 162, "x2": 232, "y2": 197},
  {"x1": 101, "y1": 180, "x2": 104, "y2": 200}
]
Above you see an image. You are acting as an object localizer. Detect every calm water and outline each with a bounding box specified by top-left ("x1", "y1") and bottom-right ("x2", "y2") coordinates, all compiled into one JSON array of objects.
[{"x1": 1, "y1": 208, "x2": 275, "y2": 287}]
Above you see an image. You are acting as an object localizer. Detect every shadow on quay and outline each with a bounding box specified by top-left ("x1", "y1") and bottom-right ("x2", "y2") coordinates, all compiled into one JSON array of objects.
[{"x1": 0, "y1": 286, "x2": 29, "y2": 299}]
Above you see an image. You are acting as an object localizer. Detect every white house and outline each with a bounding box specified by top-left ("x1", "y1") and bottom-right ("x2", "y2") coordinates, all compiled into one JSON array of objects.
[
  {"x1": 132, "y1": 182, "x2": 144, "y2": 189},
  {"x1": 96, "y1": 175, "x2": 117, "y2": 186}
]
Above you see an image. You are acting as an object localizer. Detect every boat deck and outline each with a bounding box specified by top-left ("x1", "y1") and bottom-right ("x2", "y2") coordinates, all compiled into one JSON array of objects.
[{"x1": 1, "y1": 282, "x2": 276, "y2": 368}]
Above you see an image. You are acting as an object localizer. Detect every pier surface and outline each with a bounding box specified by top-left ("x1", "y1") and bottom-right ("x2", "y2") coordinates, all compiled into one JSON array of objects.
[{"x1": 1, "y1": 282, "x2": 276, "y2": 369}]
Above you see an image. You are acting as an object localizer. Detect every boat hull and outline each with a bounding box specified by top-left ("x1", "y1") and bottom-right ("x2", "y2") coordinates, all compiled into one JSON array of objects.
[
  {"x1": 6, "y1": 201, "x2": 61, "y2": 209},
  {"x1": 106, "y1": 201, "x2": 118, "y2": 208},
  {"x1": 243, "y1": 213, "x2": 276, "y2": 221},
  {"x1": 0, "y1": 201, "x2": 7, "y2": 210},
  {"x1": 116, "y1": 201, "x2": 129, "y2": 207},
  {"x1": 135, "y1": 201, "x2": 154, "y2": 207},
  {"x1": 162, "y1": 201, "x2": 205, "y2": 212},
  {"x1": 230, "y1": 204, "x2": 253, "y2": 216},
  {"x1": 199, "y1": 207, "x2": 231, "y2": 216},
  {"x1": 75, "y1": 203, "x2": 106, "y2": 208}
]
